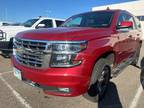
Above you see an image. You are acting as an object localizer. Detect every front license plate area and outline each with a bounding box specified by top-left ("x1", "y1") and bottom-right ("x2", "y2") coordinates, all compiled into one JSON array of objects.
[{"x1": 13, "y1": 67, "x2": 22, "y2": 80}]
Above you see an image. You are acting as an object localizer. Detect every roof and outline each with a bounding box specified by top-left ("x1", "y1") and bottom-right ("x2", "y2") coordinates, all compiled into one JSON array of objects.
[
  {"x1": 72, "y1": 9, "x2": 121, "y2": 17},
  {"x1": 36, "y1": 16, "x2": 65, "y2": 21}
]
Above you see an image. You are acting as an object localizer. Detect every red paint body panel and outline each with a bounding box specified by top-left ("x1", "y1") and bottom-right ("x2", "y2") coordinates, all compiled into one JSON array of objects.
[
  {"x1": 12, "y1": 10, "x2": 142, "y2": 97},
  {"x1": 16, "y1": 27, "x2": 112, "y2": 41}
]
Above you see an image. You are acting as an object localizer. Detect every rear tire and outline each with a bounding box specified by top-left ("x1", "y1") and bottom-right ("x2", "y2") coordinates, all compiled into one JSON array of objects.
[{"x1": 83, "y1": 58, "x2": 111, "y2": 102}]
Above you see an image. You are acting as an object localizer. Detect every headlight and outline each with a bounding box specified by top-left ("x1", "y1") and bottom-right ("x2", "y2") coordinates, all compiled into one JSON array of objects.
[
  {"x1": 50, "y1": 41, "x2": 87, "y2": 67},
  {"x1": 50, "y1": 54, "x2": 82, "y2": 67},
  {"x1": 52, "y1": 41, "x2": 87, "y2": 53}
]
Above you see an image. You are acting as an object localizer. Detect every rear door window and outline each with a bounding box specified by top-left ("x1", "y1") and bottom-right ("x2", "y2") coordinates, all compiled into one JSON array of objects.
[
  {"x1": 56, "y1": 20, "x2": 64, "y2": 27},
  {"x1": 125, "y1": 14, "x2": 136, "y2": 30}
]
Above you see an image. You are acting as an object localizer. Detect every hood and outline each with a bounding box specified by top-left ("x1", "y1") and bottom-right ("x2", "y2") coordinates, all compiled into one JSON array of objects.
[
  {"x1": 0, "y1": 25, "x2": 28, "y2": 31},
  {"x1": 16, "y1": 27, "x2": 112, "y2": 41}
]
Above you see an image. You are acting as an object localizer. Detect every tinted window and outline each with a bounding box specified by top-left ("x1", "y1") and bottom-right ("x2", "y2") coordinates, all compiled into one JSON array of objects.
[
  {"x1": 137, "y1": 16, "x2": 141, "y2": 20},
  {"x1": 141, "y1": 16, "x2": 144, "y2": 21},
  {"x1": 134, "y1": 17, "x2": 141, "y2": 29},
  {"x1": 61, "y1": 11, "x2": 114, "y2": 28},
  {"x1": 137, "y1": 16, "x2": 144, "y2": 21},
  {"x1": 63, "y1": 17, "x2": 82, "y2": 27},
  {"x1": 23, "y1": 19, "x2": 38, "y2": 27},
  {"x1": 117, "y1": 13, "x2": 125, "y2": 25},
  {"x1": 56, "y1": 20, "x2": 64, "y2": 27},
  {"x1": 38, "y1": 19, "x2": 53, "y2": 28}
]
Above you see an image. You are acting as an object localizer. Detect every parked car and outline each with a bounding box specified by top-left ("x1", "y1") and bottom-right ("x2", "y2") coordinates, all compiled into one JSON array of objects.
[
  {"x1": 0, "y1": 17, "x2": 64, "y2": 57},
  {"x1": 12, "y1": 9, "x2": 142, "y2": 102},
  {"x1": 137, "y1": 15, "x2": 144, "y2": 40}
]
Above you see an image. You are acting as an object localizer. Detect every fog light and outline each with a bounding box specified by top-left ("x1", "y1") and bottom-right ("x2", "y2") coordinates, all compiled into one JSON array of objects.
[{"x1": 58, "y1": 88, "x2": 70, "y2": 93}]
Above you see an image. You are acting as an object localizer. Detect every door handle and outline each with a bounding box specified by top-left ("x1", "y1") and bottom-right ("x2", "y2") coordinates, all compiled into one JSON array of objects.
[
  {"x1": 128, "y1": 35, "x2": 132, "y2": 38},
  {"x1": 137, "y1": 34, "x2": 140, "y2": 36}
]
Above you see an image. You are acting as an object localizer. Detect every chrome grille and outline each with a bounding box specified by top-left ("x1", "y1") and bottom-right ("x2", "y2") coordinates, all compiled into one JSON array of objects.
[{"x1": 14, "y1": 38, "x2": 51, "y2": 68}]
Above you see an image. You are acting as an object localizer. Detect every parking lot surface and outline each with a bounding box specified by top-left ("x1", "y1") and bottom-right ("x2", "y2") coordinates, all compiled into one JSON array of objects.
[{"x1": 0, "y1": 43, "x2": 144, "y2": 108}]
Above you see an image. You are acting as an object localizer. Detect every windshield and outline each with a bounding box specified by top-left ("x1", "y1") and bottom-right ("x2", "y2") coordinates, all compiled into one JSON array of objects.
[
  {"x1": 61, "y1": 11, "x2": 114, "y2": 28},
  {"x1": 23, "y1": 19, "x2": 38, "y2": 27}
]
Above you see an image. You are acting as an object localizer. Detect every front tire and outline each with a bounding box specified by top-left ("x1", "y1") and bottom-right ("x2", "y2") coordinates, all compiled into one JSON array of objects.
[{"x1": 83, "y1": 58, "x2": 111, "y2": 102}]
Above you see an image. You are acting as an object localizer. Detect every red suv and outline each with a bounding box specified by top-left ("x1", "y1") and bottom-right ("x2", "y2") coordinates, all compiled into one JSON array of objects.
[{"x1": 12, "y1": 10, "x2": 142, "y2": 101}]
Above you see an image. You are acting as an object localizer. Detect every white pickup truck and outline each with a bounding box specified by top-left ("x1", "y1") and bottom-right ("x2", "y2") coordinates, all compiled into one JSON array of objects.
[
  {"x1": 0, "y1": 21, "x2": 13, "y2": 26},
  {"x1": 0, "y1": 17, "x2": 64, "y2": 57}
]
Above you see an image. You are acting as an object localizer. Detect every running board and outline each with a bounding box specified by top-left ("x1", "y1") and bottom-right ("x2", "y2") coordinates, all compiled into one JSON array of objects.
[{"x1": 111, "y1": 58, "x2": 133, "y2": 77}]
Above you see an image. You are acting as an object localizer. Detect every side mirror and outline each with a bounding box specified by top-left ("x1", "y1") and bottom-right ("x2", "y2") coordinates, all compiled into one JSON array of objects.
[
  {"x1": 117, "y1": 21, "x2": 133, "y2": 29},
  {"x1": 36, "y1": 24, "x2": 45, "y2": 29}
]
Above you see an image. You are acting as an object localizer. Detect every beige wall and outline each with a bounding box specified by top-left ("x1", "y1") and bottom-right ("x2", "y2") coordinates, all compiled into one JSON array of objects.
[{"x1": 92, "y1": 0, "x2": 144, "y2": 16}]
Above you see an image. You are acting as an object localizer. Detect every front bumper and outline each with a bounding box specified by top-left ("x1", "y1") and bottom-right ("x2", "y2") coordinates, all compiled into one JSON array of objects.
[
  {"x1": 0, "y1": 41, "x2": 9, "y2": 49},
  {"x1": 12, "y1": 56, "x2": 93, "y2": 97}
]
